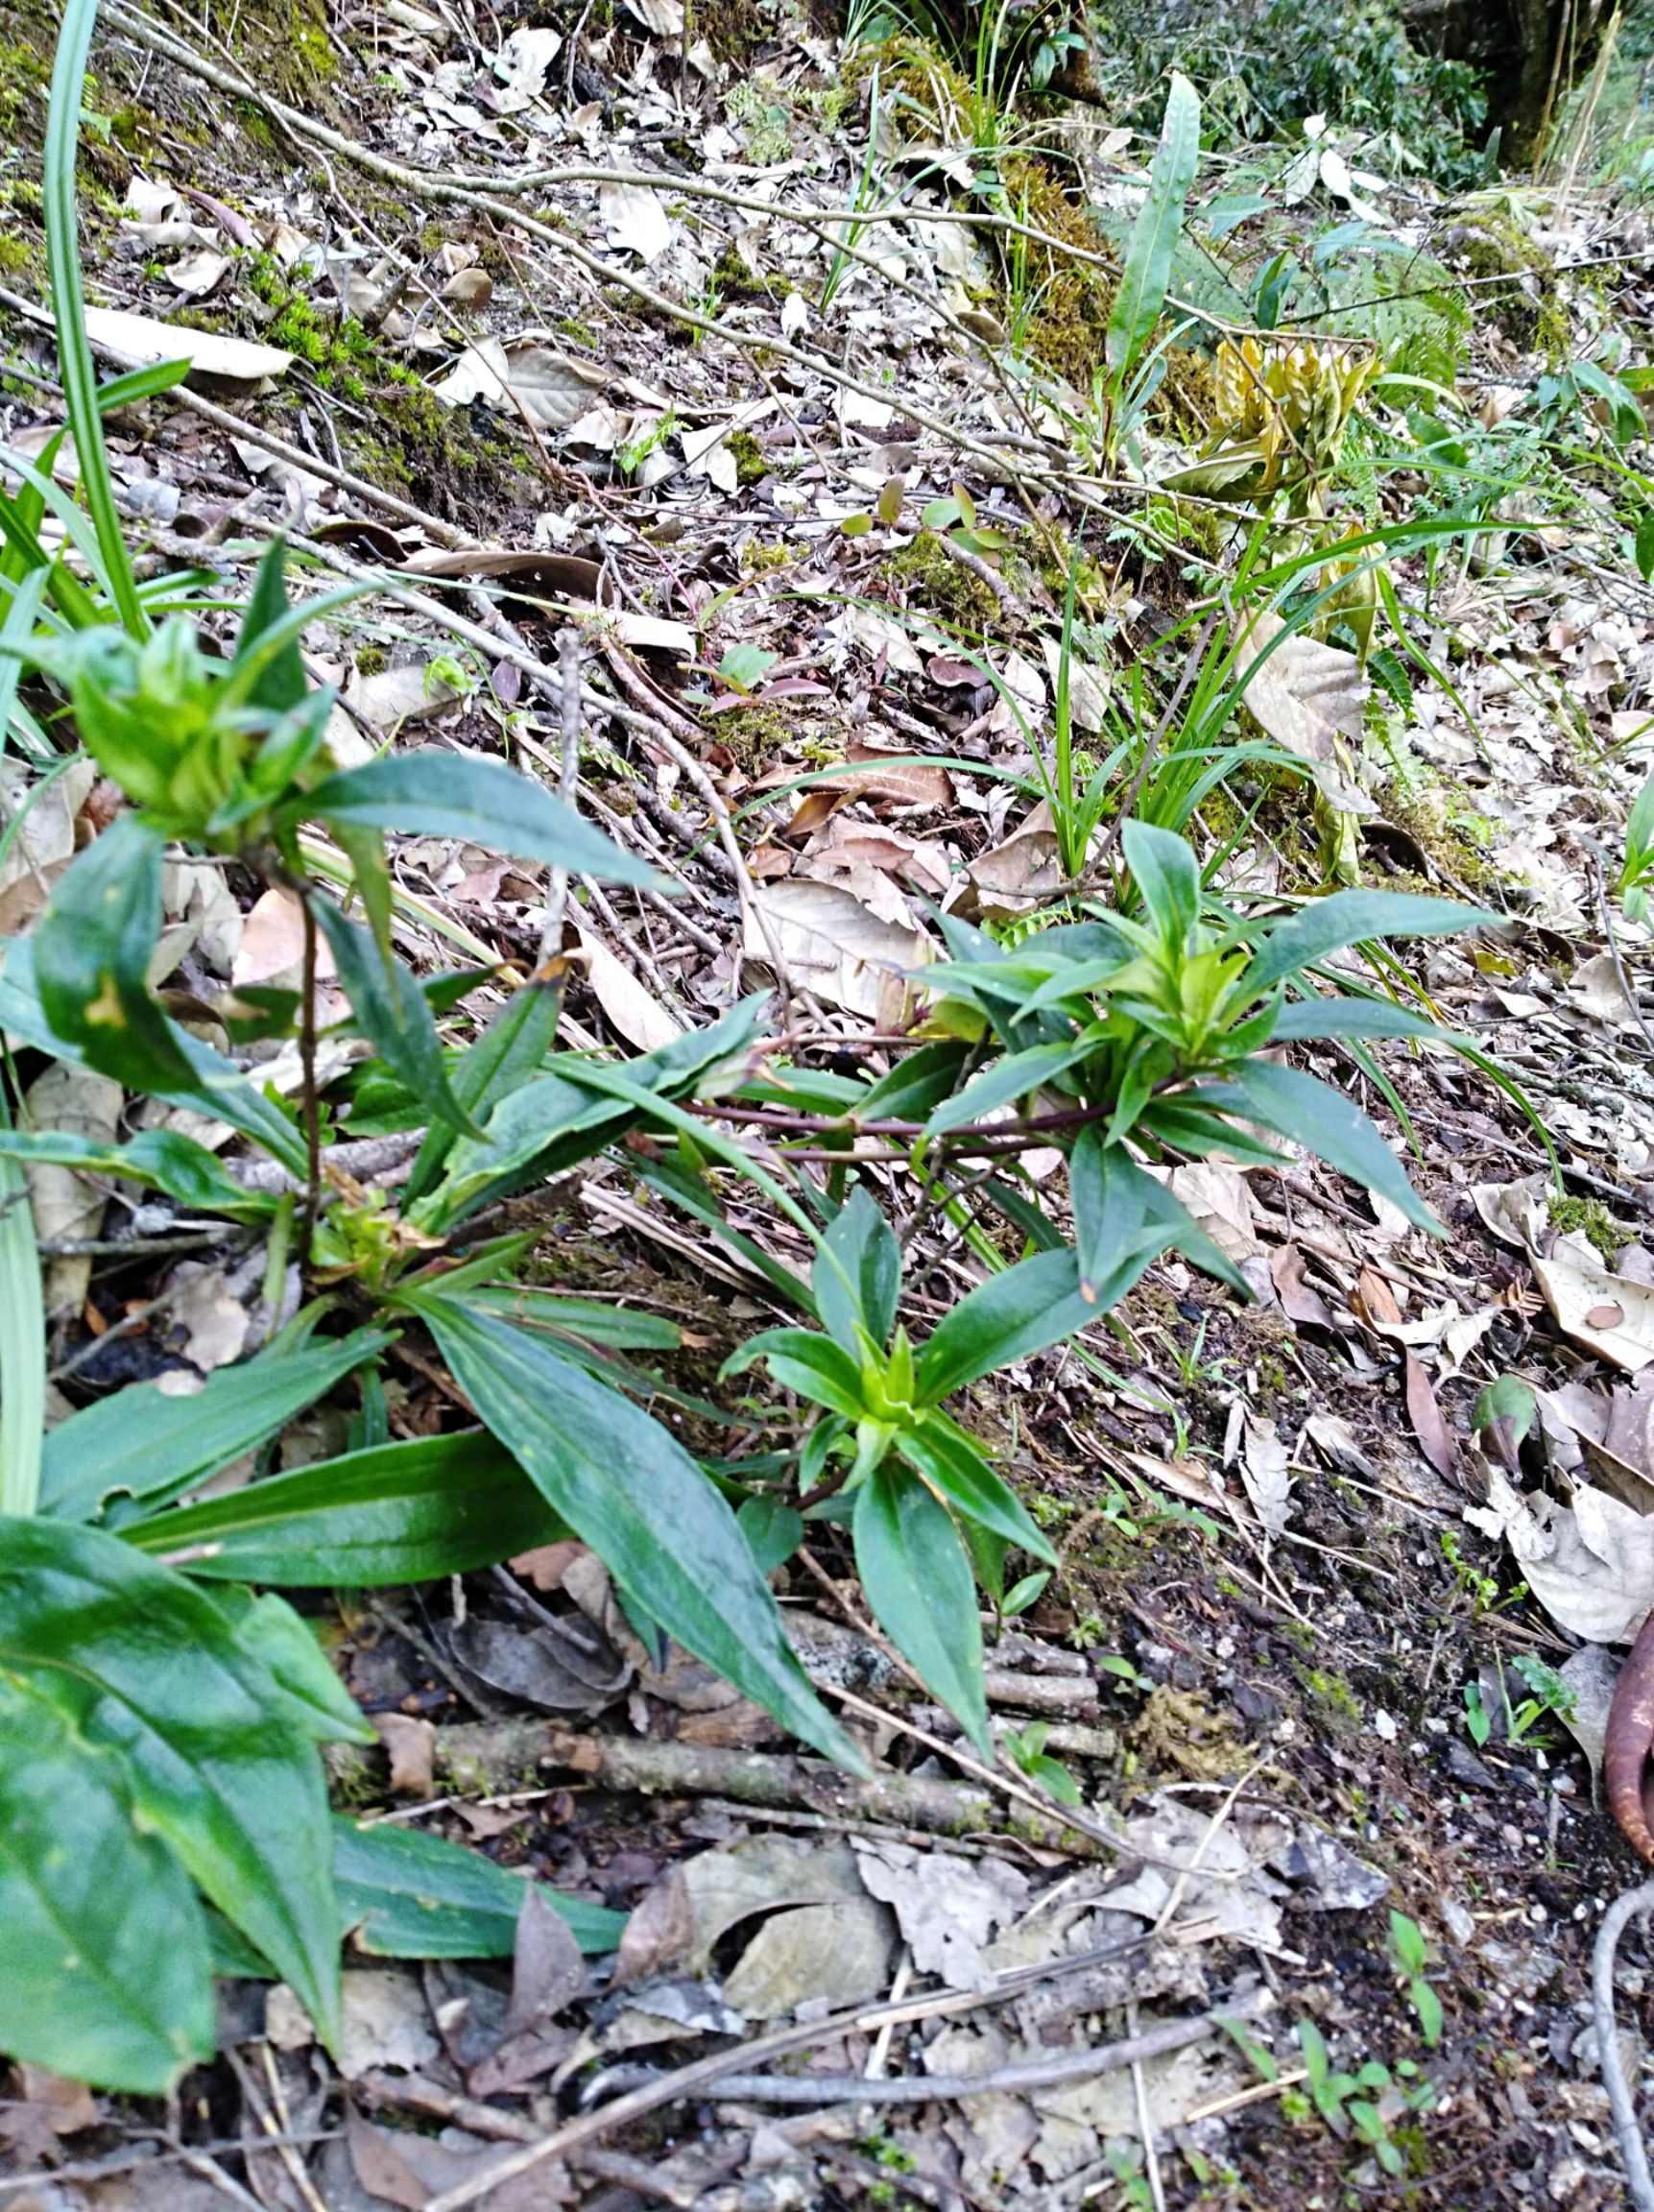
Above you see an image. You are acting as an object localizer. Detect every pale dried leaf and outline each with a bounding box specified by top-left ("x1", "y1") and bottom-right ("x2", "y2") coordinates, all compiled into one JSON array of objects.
[
  {"x1": 747, "y1": 878, "x2": 928, "y2": 1020},
  {"x1": 1238, "y1": 608, "x2": 1366, "y2": 765},
  {"x1": 1467, "y1": 1466, "x2": 1654, "y2": 1645},
  {"x1": 1237, "y1": 1412, "x2": 1293, "y2": 1540},
  {"x1": 84, "y1": 305, "x2": 293, "y2": 383},
  {"x1": 432, "y1": 337, "x2": 606, "y2": 428},
  {"x1": 600, "y1": 180, "x2": 675, "y2": 263},
  {"x1": 375, "y1": 1713, "x2": 436, "y2": 1797},
  {"x1": 576, "y1": 925, "x2": 683, "y2": 1050}
]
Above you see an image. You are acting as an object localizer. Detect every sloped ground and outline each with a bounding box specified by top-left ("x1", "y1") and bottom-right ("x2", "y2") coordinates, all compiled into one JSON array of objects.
[{"x1": 4, "y1": 3, "x2": 1654, "y2": 2207}]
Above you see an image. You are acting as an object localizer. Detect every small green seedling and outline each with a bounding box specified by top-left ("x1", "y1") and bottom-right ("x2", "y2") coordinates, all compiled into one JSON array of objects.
[{"x1": 1386, "y1": 1911, "x2": 1443, "y2": 2049}]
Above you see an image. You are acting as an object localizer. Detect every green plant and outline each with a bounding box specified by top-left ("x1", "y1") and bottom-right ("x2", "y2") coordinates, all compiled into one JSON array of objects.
[
  {"x1": 1386, "y1": 1910, "x2": 1443, "y2": 2047},
  {"x1": 1295, "y1": 2018, "x2": 1415, "y2": 2177},
  {"x1": 0, "y1": 0, "x2": 864, "y2": 2094},
  {"x1": 1100, "y1": 72, "x2": 1201, "y2": 469},
  {"x1": 1005, "y1": 1720, "x2": 1082, "y2": 1803},
  {"x1": 725, "y1": 1187, "x2": 1067, "y2": 1752},
  {"x1": 1468, "y1": 1655, "x2": 1577, "y2": 1752},
  {"x1": 1621, "y1": 758, "x2": 1654, "y2": 923},
  {"x1": 617, "y1": 408, "x2": 679, "y2": 480},
  {"x1": 1442, "y1": 1529, "x2": 1526, "y2": 1619}
]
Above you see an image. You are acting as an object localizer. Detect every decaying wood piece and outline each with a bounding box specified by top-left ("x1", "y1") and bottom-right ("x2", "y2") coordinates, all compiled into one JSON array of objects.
[{"x1": 430, "y1": 1721, "x2": 1106, "y2": 1856}]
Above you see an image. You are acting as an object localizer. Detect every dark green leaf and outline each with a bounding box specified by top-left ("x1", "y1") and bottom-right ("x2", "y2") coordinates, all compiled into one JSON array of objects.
[
  {"x1": 0, "y1": 1672, "x2": 213, "y2": 2093},
  {"x1": 33, "y1": 816, "x2": 198, "y2": 1093},
  {"x1": 1121, "y1": 818, "x2": 1201, "y2": 949},
  {"x1": 1243, "y1": 892, "x2": 1492, "y2": 998},
  {"x1": 1068, "y1": 1128, "x2": 1181, "y2": 1303},
  {"x1": 1227, "y1": 1059, "x2": 1440, "y2": 1232},
  {"x1": 312, "y1": 899, "x2": 481, "y2": 1137},
  {"x1": 899, "y1": 1414, "x2": 1055, "y2": 1562},
  {"x1": 405, "y1": 976, "x2": 560, "y2": 1201},
  {"x1": 467, "y1": 1289, "x2": 681, "y2": 1352},
  {"x1": 129, "y1": 1432, "x2": 565, "y2": 1584},
  {"x1": 0, "y1": 1517, "x2": 356, "y2": 2048},
  {"x1": 915, "y1": 1250, "x2": 1095, "y2": 1404},
  {"x1": 0, "y1": 1126, "x2": 275, "y2": 1221},
  {"x1": 1135, "y1": 1093, "x2": 1287, "y2": 1167},
  {"x1": 417, "y1": 995, "x2": 772, "y2": 1231},
  {"x1": 1271, "y1": 998, "x2": 1450, "y2": 1043},
  {"x1": 301, "y1": 753, "x2": 660, "y2": 888},
  {"x1": 725, "y1": 1327, "x2": 869, "y2": 1419},
  {"x1": 400, "y1": 1295, "x2": 864, "y2": 1771},
  {"x1": 1105, "y1": 71, "x2": 1200, "y2": 378},
  {"x1": 42, "y1": 1330, "x2": 388, "y2": 1523},
  {"x1": 853, "y1": 1039, "x2": 972, "y2": 1122},
  {"x1": 924, "y1": 1035, "x2": 1097, "y2": 1135},
  {"x1": 854, "y1": 1467, "x2": 988, "y2": 1755},
  {"x1": 738, "y1": 1493, "x2": 803, "y2": 1575},
  {"x1": 0, "y1": 941, "x2": 309, "y2": 1175},
  {"x1": 814, "y1": 1187, "x2": 900, "y2": 1355},
  {"x1": 333, "y1": 1817, "x2": 624, "y2": 1959},
  {"x1": 232, "y1": 539, "x2": 307, "y2": 713}
]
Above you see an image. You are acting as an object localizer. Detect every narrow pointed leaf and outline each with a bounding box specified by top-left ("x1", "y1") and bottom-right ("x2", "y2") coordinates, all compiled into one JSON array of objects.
[
  {"x1": 1224, "y1": 1059, "x2": 1439, "y2": 1231},
  {"x1": 726, "y1": 1328, "x2": 868, "y2": 1419},
  {"x1": 300, "y1": 752, "x2": 661, "y2": 887},
  {"x1": 33, "y1": 816, "x2": 197, "y2": 1093},
  {"x1": 916, "y1": 1249, "x2": 1095, "y2": 1404},
  {"x1": 1120, "y1": 817, "x2": 1201, "y2": 948},
  {"x1": 814, "y1": 1186, "x2": 901, "y2": 1355},
  {"x1": 42, "y1": 1330, "x2": 388, "y2": 1523},
  {"x1": 313, "y1": 900, "x2": 482, "y2": 1137},
  {"x1": 899, "y1": 1416, "x2": 1056, "y2": 1562},
  {"x1": 401, "y1": 1295, "x2": 864, "y2": 1771},
  {"x1": 925, "y1": 1035, "x2": 1097, "y2": 1135},
  {"x1": 1106, "y1": 71, "x2": 1200, "y2": 377},
  {"x1": 854, "y1": 1468, "x2": 989, "y2": 1755},
  {"x1": 1244, "y1": 892, "x2": 1494, "y2": 998},
  {"x1": 333, "y1": 1817, "x2": 625, "y2": 1959},
  {"x1": 130, "y1": 1432, "x2": 566, "y2": 1584}
]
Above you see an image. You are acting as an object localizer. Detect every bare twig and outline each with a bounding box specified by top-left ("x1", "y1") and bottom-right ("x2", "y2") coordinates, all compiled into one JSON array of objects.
[{"x1": 1592, "y1": 1879, "x2": 1654, "y2": 2212}]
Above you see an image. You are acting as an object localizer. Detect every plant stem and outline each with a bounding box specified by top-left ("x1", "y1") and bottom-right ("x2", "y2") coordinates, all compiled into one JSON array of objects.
[
  {"x1": 298, "y1": 895, "x2": 323, "y2": 1262},
  {"x1": 44, "y1": 0, "x2": 148, "y2": 637},
  {"x1": 0, "y1": 1102, "x2": 45, "y2": 1516}
]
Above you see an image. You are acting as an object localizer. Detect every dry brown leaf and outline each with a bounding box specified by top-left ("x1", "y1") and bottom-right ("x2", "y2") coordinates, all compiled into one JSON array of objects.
[
  {"x1": 1168, "y1": 1163, "x2": 1261, "y2": 1263},
  {"x1": 966, "y1": 800, "x2": 1063, "y2": 906},
  {"x1": 575, "y1": 925, "x2": 683, "y2": 1050},
  {"x1": 375, "y1": 1713, "x2": 436, "y2": 1797},
  {"x1": 1270, "y1": 1244, "x2": 1335, "y2": 1329},
  {"x1": 745, "y1": 877, "x2": 928, "y2": 1021},
  {"x1": 1237, "y1": 1412, "x2": 1293, "y2": 1541},
  {"x1": 1469, "y1": 1466, "x2": 1654, "y2": 1645},
  {"x1": 1403, "y1": 1348, "x2": 1460, "y2": 1480}
]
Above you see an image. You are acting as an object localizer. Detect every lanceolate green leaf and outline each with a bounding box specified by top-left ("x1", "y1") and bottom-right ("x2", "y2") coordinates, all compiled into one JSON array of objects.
[
  {"x1": 405, "y1": 977, "x2": 561, "y2": 1203},
  {"x1": 1068, "y1": 1128, "x2": 1182, "y2": 1305},
  {"x1": 300, "y1": 753, "x2": 661, "y2": 888},
  {"x1": 853, "y1": 1467, "x2": 989, "y2": 1756},
  {"x1": 0, "y1": 1126, "x2": 276, "y2": 1222},
  {"x1": 0, "y1": 1673, "x2": 213, "y2": 2093},
  {"x1": 899, "y1": 1415, "x2": 1056, "y2": 1562},
  {"x1": 815, "y1": 1186, "x2": 900, "y2": 1356},
  {"x1": 401, "y1": 1293, "x2": 864, "y2": 1772},
  {"x1": 1241, "y1": 891, "x2": 1493, "y2": 999},
  {"x1": 0, "y1": 942, "x2": 309, "y2": 1175},
  {"x1": 129, "y1": 1432, "x2": 565, "y2": 1585},
  {"x1": 33, "y1": 816, "x2": 198, "y2": 1094},
  {"x1": 924, "y1": 1034, "x2": 1098, "y2": 1136},
  {"x1": 312, "y1": 899, "x2": 482, "y2": 1138},
  {"x1": 725, "y1": 1328, "x2": 868, "y2": 1420},
  {"x1": 42, "y1": 1329, "x2": 389, "y2": 1523},
  {"x1": 1121, "y1": 817, "x2": 1201, "y2": 949},
  {"x1": 1270, "y1": 998, "x2": 1456, "y2": 1044},
  {"x1": 334, "y1": 1818, "x2": 625, "y2": 1959},
  {"x1": 0, "y1": 1517, "x2": 350, "y2": 2048},
  {"x1": 1223, "y1": 1059, "x2": 1440, "y2": 1232},
  {"x1": 1105, "y1": 71, "x2": 1200, "y2": 379},
  {"x1": 915, "y1": 1249, "x2": 1097, "y2": 1404}
]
